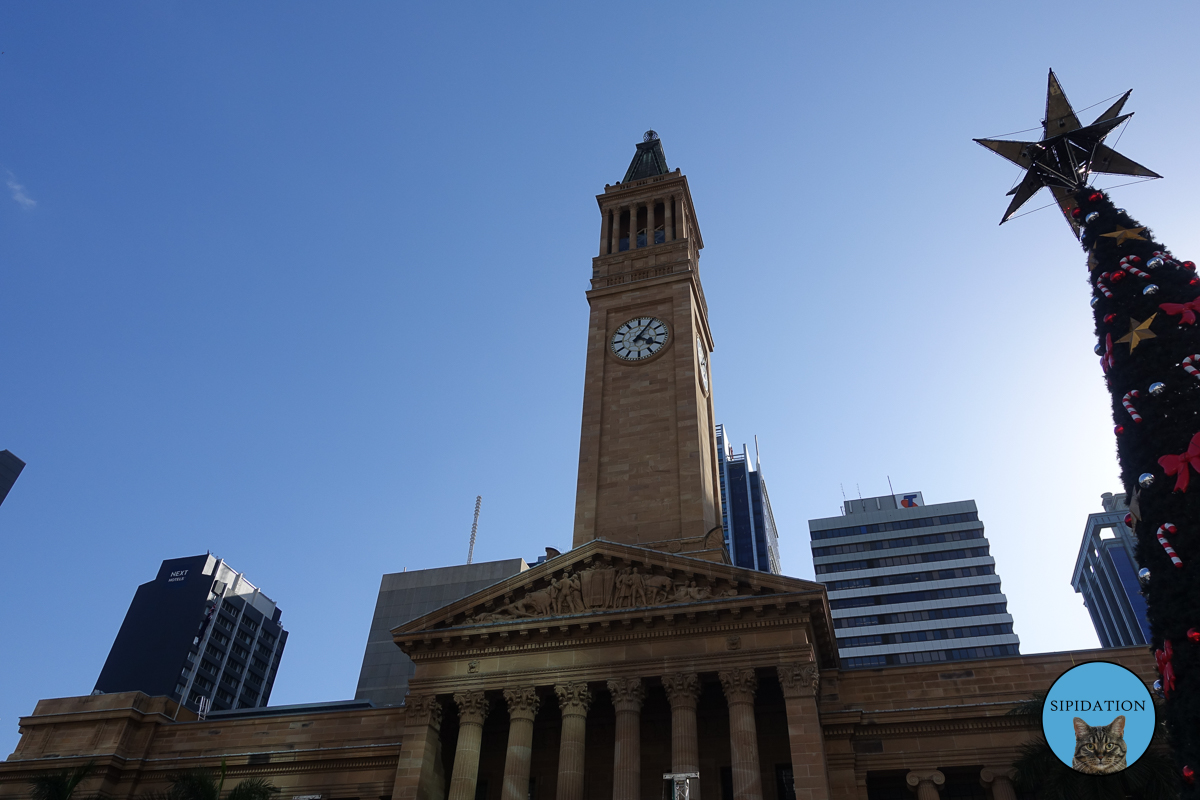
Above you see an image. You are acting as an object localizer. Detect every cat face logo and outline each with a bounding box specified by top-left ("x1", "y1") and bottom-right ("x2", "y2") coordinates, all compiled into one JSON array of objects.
[
  {"x1": 1072, "y1": 715, "x2": 1127, "y2": 774},
  {"x1": 1042, "y1": 661, "x2": 1153, "y2": 775}
]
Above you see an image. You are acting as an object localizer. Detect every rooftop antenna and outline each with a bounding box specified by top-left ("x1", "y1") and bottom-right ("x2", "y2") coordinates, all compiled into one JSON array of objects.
[
  {"x1": 887, "y1": 475, "x2": 894, "y2": 496},
  {"x1": 754, "y1": 435, "x2": 761, "y2": 471},
  {"x1": 467, "y1": 496, "x2": 482, "y2": 565},
  {"x1": 856, "y1": 483, "x2": 862, "y2": 500}
]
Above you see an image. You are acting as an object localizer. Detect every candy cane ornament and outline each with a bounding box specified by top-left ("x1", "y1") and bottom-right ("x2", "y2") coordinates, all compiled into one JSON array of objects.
[
  {"x1": 1120, "y1": 257, "x2": 1152, "y2": 279},
  {"x1": 1096, "y1": 279, "x2": 1114, "y2": 299},
  {"x1": 1183, "y1": 354, "x2": 1200, "y2": 382},
  {"x1": 1158, "y1": 523, "x2": 1183, "y2": 568},
  {"x1": 1122, "y1": 390, "x2": 1142, "y2": 423}
]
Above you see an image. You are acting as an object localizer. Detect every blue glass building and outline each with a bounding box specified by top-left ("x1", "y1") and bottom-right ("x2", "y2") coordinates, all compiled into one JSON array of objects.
[
  {"x1": 715, "y1": 424, "x2": 780, "y2": 574},
  {"x1": 1071, "y1": 492, "x2": 1151, "y2": 647}
]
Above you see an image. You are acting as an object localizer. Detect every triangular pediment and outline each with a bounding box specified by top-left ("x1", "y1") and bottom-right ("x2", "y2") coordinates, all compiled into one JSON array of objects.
[{"x1": 391, "y1": 539, "x2": 837, "y2": 666}]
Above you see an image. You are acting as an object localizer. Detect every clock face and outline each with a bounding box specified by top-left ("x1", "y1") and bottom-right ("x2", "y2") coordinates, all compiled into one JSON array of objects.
[
  {"x1": 696, "y1": 337, "x2": 709, "y2": 393},
  {"x1": 610, "y1": 317, "x2": 669, "y2": 361}
]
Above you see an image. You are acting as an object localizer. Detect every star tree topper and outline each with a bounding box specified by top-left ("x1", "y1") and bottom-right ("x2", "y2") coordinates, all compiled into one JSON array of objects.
[{"x1": 975, "y1": 69, "x2": 1161, "y2": 234}]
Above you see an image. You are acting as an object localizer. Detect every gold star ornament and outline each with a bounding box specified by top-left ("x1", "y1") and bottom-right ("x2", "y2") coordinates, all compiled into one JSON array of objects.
[
  {"x1": 1099, "y1": 225, "x2": 1148, "y2": 245},
  {"x1": 1117, "y1": 314, "x2": 1158, "y2": 351}
]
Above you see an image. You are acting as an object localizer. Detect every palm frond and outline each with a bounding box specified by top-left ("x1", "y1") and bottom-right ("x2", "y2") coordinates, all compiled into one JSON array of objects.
[
  {"x1": 225, "y1": 777, "x2": 280, "y2": 800},
  {"x1": 29, "y1": 761, "x2": 94, "y2": 800},
  {"x1": 1006, "y1": 690, "x2": 1047, "y2": 717},
  {"x1": 164, "y1": 768, "x2": 222, "y2": 800}
]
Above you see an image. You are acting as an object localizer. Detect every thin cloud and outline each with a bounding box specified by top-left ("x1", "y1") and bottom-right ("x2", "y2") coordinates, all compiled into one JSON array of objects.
[{"x1": 6, "y1": 172, "x2": 36, "y2": 208}]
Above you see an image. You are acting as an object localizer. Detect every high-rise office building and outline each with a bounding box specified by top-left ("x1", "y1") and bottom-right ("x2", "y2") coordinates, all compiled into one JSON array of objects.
[
  {"x1": 0, "y1": 449, "x2": 25, "y2": 507},
  {"x1": 95, "y1": 554, "x2": 287, "y2": 713},
  {"x1": 715, "y1": 424, "x2": 780, "y2": 574},
  {"x1": 355, "y1": 558, "x2": 528, "y2": 706},
  {"x1": 1071, "y1": 492, "x2": 1151, "y2": 648},
  {"x1": 808, "y1": 492, "x2": 1019, "y2": 669}
]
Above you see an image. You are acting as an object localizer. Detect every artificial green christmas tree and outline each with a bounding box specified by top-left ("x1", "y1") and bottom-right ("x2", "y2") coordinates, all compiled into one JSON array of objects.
[{"x1": 980, "y1": 71, "x2": 1200, "y2": 792}]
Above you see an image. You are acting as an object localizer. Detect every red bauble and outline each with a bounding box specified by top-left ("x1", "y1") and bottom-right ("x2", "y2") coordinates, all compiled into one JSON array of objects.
[
  {"x1": 1111, "y1": 270, "x2": 1126, "y2": 283},
  {"x1": 1072, "y1": 207, "x2": 1084, "y2": 219},
  {"x1": 1191, "y1": 278, "x2": 1200, "y2": 286},
  {"x1": 1185, "y1": 261, "x2": 1197, "y2": 271},
  {"x1": 1189, "y1": 628, "x2": 1200, "y2": 643},
  {"x1": 1125, "y1": 513, "x2": 1134, "y2": 527},
  {"x1": 1089, "y1": 192, "x2": 1103, "y2": 202},
  {"x1": 1184, "y1": 765, "x2": 1195, "y2": 784},
  {"x1": 1104, "y1": 313, "x2": 1117, "y2": 324},
  {"x1": 1115, "y1": 425, "x2": 1126, "y2": 435}
]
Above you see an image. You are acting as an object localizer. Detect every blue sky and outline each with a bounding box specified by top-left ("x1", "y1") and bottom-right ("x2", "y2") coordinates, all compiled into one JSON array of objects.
[{"x1": 4, "y1": 2, "x2": 1199, "y2": 755}]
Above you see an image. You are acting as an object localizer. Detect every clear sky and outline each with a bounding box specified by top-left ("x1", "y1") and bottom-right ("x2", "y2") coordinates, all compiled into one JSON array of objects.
[{"x1": 4, "y1": 1, "x2": 1199, "y2": 756}]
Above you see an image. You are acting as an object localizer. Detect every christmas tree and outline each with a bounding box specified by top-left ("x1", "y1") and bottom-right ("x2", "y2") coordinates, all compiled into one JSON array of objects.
[{"x1": 979, "y1": 71, "x2": 1200, "y2": 791}]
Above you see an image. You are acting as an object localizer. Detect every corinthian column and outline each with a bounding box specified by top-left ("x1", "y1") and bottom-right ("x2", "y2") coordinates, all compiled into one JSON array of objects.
[
  {"x1": 662, "y1": 672, "x2": 701, "y2": 800},
  {"x1": 392, "y1": 695, "x2": 445, "y2": 800},
  {"x1": 607, "y1": 677, "x2": 645, "y2": 800},
  {"x1": 501, "y1": 688, "x2": 540, "y2": 800},
  {"x1": 719, "y1": 669, "x2": 762, "y2": 800},
  {"x1": 554, "y1": 682, "x2": 592, "y2": 800},
  {"x1": 776, "y1": 663, "x2": 829, "y2": 800},
  {"x1": 447, "y1": 690, "x2": 490, "y2": 800}
]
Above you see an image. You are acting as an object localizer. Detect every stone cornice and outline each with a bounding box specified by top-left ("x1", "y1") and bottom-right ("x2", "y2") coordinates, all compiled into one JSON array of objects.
[{"x1": 822, "y1": 712, "x2": 1038, "y2": 740}]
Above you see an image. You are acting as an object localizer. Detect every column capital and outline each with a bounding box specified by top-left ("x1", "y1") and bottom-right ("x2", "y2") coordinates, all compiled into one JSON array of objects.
[
  {"x1": 554, "y1": 682, "x2": 592, "y2": 717},
  {"x1": 719, "y1": 668, "x2": 758, "y2": 705},
  {"x1": 453, "y1": 690, "x2": 490, "y2": 726},
  {"x1": 776, "y1": 662, "x2": 820, "y2": 699},
  {"x1": 979, "y1": 767, "x2": 1018, "y2": 800},
  {"x1": 906, "y1": 770, "x2": 945, "y2": 795},
  {"x1": 662, "y1": 672, "x2": 700, "y2": 708},
  {"x1": 503, "y1": 687, "x2": 540, "y2": 722},
  {"x1": 406, "y1": 694, "x2": 444, "y2": 729},
  {"x1": 607, "y1": 676, "x2": 645, "y2": 712}
]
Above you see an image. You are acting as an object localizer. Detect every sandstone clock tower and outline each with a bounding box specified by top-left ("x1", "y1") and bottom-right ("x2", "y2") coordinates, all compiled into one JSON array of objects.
[{"x1": 572, "y1": 132, "x2": 724, "y2": 561}]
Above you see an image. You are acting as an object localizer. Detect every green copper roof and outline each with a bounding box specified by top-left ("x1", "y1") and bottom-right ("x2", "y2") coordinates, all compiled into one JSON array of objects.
[{"x1": 622, "y1": 131, "x2": 669, "y2": 183}]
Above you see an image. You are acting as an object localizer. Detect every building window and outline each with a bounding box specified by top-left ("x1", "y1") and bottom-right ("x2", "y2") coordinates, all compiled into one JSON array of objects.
[
  {"x1": 211, "y1": 632, "x2": 229, "y2": 646},
  {"x1": 216, "y1": 688, "x2": 234, "y2": 703},
  {"x1": 216, "y1": 615, "x2": 234, "y2": 631},
  {"x1": 237, "y1": 630, "x2": 253, "y2": 645},
  {"x1": 200, "y1": 659, "x2": 218, "y2": 675}
]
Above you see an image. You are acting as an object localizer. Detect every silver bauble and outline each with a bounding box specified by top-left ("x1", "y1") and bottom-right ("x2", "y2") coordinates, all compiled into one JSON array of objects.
[
  {"x1": 1143, "y1": 284, "x2": 1160, "y2": 296},
  {"x1": 1085, "y1": 211, "x2": 1100, "y2": 224},
  {"x1": 1138, "y1": 567, "x2": 1151, "y2": 586},
  {"x1": 1153, "y1": 679, "x2": 1164, "y2": 696},
  {"x1": 1150, "y1": 382, "x2": 1166, "y2": 396},
  {"x1": 1139, "y1": 472, "x2": 1155, "y2": 488},
  {"x1": 1094, "y1": 343, "x2": 1104, "y2": 355},
  {"x1": 1116, "y1": 208, "x2": 1126, "y2": 214},
  {"x1": 1091, "y1": 296, "x2": 1100, "y2": 307},
  {"x1": 1147, "y1": 256, "x2": 1166, "y2": 270}
]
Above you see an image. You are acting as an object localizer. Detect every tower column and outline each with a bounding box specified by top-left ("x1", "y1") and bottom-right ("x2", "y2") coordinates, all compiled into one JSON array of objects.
[
  {"x1": 776, "y1": 664, "x2": 830, "y2": 800},
  {"x1": 719, "y1": 669, "x2": 763, "y2": 800},
  {"x1": 501, "y1": 687, "x2": 540, "y2": 800},
  {"x1": 629, "y1": 204, "x2": 640, "y2": 250},
  {"x1": 601, "y1": 209, "x2": 612, "y2": 256},
  {"x1": 555, "y1": 682, "x2": 592, "y2": 800},
  {"x1": 662, "y1": 673, "x2": 701, "y2": 800},
  {"x1": 447, "y1": 690, "x2": 490, "y2": 800},
  {"x1": 608, "y1": 677, "x2": 645, "y2": 800},
  {"x1": 664, "y1": 196, "x2": 674, "y2": 241},
  {"x1": 609, "y1": 208, "x2": 620, "y2": 256}
]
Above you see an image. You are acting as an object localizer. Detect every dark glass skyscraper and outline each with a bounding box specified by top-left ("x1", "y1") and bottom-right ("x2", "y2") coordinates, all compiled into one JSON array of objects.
[
  {"x1": 1072, "y1": 492, "x2": 1151, "y2": 647},
  {"x1": 716, "y1": 424, "x2": 780, "y2": 574},
  {"x1": 0, "y1": 449, "x2": 25, "y2": 507},
  {"x1": 95, "y1": 554, "x2": 287, "y2": 713}
]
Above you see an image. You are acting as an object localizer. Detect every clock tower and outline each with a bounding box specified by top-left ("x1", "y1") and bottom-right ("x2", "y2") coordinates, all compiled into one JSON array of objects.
[{"x1": 572, "y1": 132, "x2": 725, "y2": 562}]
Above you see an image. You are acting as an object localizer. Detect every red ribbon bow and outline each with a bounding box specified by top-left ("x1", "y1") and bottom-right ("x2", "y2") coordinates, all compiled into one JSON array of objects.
[
  {"x1": 1160, "y1": 297, "x2": 1200, "y2": 325},
  {"x1": 1156, "y1": 640, "x2": 1176, "y2": 697},
  {"x1": 1159, "y1": 432, "x2": 1200, "y2": 492}
]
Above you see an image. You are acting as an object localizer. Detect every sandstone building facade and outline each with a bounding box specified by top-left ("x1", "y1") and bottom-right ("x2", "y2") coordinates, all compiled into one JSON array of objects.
[{"x1": 0, "y1": 135, "x2": 1157, "y2": 800}]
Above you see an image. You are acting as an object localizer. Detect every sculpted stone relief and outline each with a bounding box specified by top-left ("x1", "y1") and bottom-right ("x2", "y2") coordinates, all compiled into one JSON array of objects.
[{"x1": 458, "y1": 561, "x2": 739, "y2": 626}]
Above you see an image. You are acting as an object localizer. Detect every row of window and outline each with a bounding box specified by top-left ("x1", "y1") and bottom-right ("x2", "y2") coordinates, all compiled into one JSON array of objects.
[
  {"x1": 828, "y1": 582, "x2": 1002, "y2": 611},
  {"x1": 816, "y1": 547, "x2": 990, "y2": 575},
  {"x1": 834, "y1": 602, "x2": 1009, "y2": 630},
  {"x1": 825, "y1": 564, "x2": 994, "y2": 591},
  {"x1": 837, "y1": 623, "x2": 1014, "y2": 649},
  {"x1": 812, "y1": 528, "x2": 984, "y2": 558},
  {"x1": 843, "y1": 644, "x2": 1020, "y2": 669},
  {"x1": 811, "y1": 512, "x2": 980, "y2": 541}
]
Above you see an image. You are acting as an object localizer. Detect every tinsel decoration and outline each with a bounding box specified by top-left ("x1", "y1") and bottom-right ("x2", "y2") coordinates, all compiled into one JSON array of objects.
[{"x1": 1075, "y1": 186, "x2": 1200, "y2": 791}]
